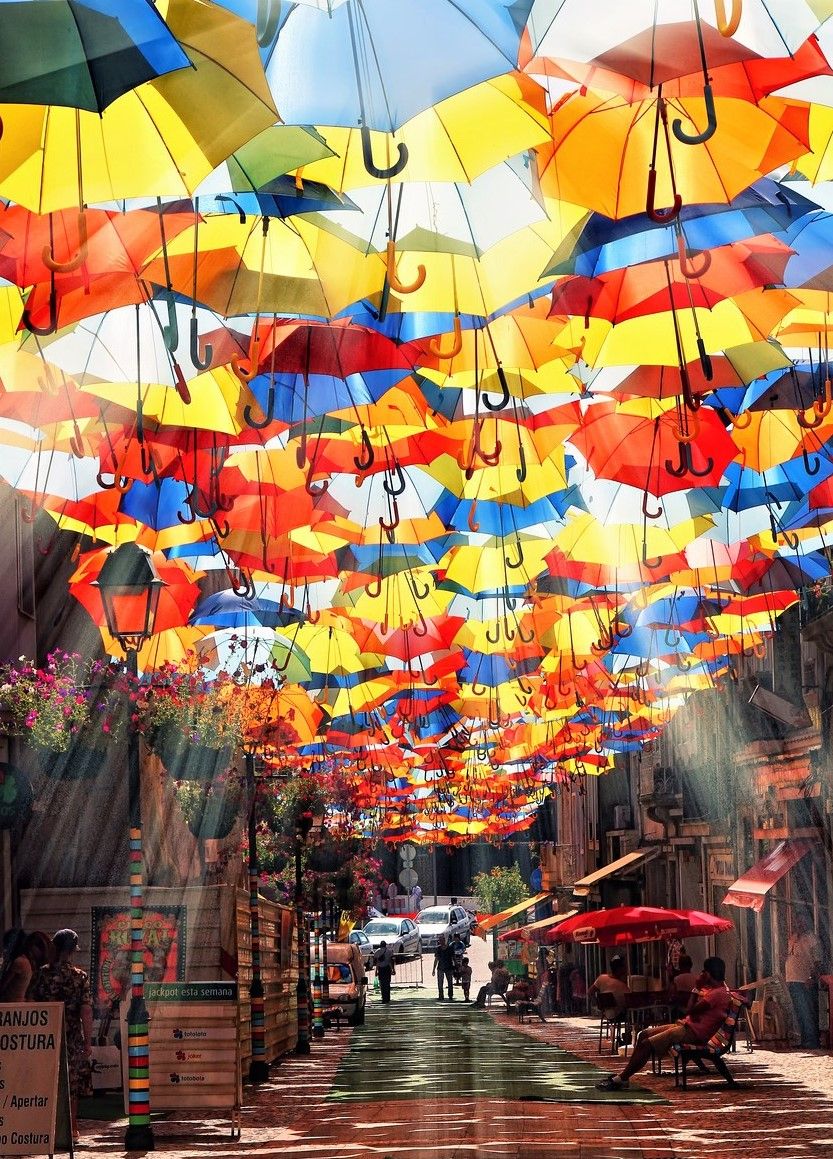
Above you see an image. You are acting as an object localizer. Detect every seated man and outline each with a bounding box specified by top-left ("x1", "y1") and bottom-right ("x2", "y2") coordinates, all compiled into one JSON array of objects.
[
  {"x1": 474, "y1": 961, "x2": 511, "y2": 1007},
  {"x1": 596, "y1": 956, "x2": 733, "y2": 1091},
  {"x1": 668, "y1": 953, "x2": 698, "y2": 1019},
  {"x1": 588, "y1": 955, "x2": 631, "y2": 1016},
  {"x1": 506, "y1": 972, "x2": 547, "y2": 1022}
]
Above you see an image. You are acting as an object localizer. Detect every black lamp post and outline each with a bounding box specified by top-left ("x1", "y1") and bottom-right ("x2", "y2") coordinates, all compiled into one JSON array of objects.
[
  {"x1": 293, "y1": 810, "x2": 318, "y2": 1055},
  {"x1": 245, "y1": 750, "x2": 270, "y2": 1081},
  {"x1": 93, "y1": 543, "x2": 164, "y2": 1152}
]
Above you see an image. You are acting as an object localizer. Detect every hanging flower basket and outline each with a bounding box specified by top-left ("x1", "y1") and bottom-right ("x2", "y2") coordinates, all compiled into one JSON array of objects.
[
  {"x1": 151, "y1": 724, "x2": 233, "y2": 783},
  {"x1": 29, "y1": 726, "x2": 125, "y2": 781},
  {"x1": 0, "y1": 763, "x2": 33, "y2": 830},
  {"x1": 174, "y1": 777, "x2": 243, "y2": 841}
]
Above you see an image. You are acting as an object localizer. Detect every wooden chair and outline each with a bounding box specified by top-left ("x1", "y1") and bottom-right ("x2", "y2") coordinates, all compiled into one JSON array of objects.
[
  {"x1": 596, "y1": 992, "x2": 628, "y2": 1054},
  {"x1": 672, "y1": 993, "x2": 749, "y2": 1088}
]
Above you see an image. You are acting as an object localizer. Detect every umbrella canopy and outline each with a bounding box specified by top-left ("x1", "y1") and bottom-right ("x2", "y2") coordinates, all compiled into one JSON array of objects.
[{"x1": 544, "y1": 904, "x2": 734, "y2": 945}]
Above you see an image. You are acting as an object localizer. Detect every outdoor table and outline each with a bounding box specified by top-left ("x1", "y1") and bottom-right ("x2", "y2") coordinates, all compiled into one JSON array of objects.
[{"x1": 623, "y1": 989, "x2": 674, "y2": 1036}]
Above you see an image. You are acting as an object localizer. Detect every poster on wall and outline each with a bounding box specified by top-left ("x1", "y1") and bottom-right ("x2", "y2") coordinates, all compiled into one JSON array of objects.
[{"x1": 91, "y1": 906, "x2": 186, "y2": 1017}]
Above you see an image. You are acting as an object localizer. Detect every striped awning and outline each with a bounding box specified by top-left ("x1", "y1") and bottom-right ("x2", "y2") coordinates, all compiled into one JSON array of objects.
[
  {"x1": 722, "y1": 840, "x2": 811, "y2": 913},
  {"x1": 476, "y1": 891, "x2": 552, "y2": 933}
]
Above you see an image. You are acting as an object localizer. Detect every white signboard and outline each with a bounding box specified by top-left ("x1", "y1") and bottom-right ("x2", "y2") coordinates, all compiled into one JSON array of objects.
[{"x1": 0, "y1": 1003, "x2": 67, "y2": 1155}]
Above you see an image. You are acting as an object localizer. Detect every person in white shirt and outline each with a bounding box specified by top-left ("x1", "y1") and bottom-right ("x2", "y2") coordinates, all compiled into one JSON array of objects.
[
  {"x1": 411, "y1": 882, "x2": 423, "y2": 910},
  {"x1": 785, "y1": 913, "x2": 823, "y2": 1047}
]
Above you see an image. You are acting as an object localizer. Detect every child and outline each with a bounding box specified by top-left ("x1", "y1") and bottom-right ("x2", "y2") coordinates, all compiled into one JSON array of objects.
[{"x1": 459, "y1": 955, "x2": 472, "y2": 1002}]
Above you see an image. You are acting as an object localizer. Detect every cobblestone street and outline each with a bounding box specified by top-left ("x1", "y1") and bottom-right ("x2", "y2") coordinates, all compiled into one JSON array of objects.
[{"x1": 80, "y1": 990, "x2": 833, "y2": 1159}]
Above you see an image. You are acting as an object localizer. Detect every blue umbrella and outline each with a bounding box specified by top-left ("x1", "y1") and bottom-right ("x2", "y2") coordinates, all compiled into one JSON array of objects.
[
  {"x1": 0, "y1": 0, "x2": 190, "y2": 112},
  {"x1": 266, "y1": 0, "x2": 533, "y2": 133},
  {"x1": 544, "y1": 178, "x2": 818, "y2": 279},
  {"x1": 247, "y1": 369, "x2": 410, "y2": 424}
]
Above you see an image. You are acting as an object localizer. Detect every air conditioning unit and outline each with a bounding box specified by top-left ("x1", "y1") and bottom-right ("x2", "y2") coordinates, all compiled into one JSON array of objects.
[{"x1": 612, "y1": 804, "x2": 632, "y2": 830}]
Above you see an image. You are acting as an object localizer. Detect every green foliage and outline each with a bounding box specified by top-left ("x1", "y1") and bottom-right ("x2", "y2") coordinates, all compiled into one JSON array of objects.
[{"x1": 472, "y1": 864, "x2": 529, "y2": 914}]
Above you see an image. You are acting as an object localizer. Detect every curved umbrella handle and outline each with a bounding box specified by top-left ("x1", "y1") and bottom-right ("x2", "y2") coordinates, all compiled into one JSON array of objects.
[
  {"x1": 409, "y1": 575, "x2": 431, "y2": 600},
  {"x1": 231, "y1": 335, "x2": 262, "y2": 384},
  {"x1": 159, "y1": 290, "x2": 179, "y2": 353},
  {"x1": 665, "y1": 441, "x2": 691, "y2": 477},
  {"x1": 481, "y1": 366, "x2": 511, "y2": 412},
  {"x1": 190, "y1": 316, "x2": 213, "y2": 371},
  {"x1": 517, "y1": 621, "x2": 535, "y2": 644},
  {"x1": 714, "y1": 0, "x2": 742, "y2": 37},
  {"x1": 427, "y1": 316, "x2": 462, "y2": 360},
  {"x1": 797, "y1": 405, "x2": 824, "y2": 429},
  {"x1": 676, "y1": 231, "x2": 712, "y2": 279},
  {"x1": 728, "y1": 408, "x2": 752, "y2": 428},
  {"x1": 386, "y1": 242, "x2": 425, "y2": 295},
  {"x1": 646, "y1": 167, "x2": 682, "y2": 223},
  {"x1": 803, "y1": 446, "x2": 821, "y2": 476},
  {"x1": 642, "y1": 492, "x2": 664, "y2": 520},
  {"x1": 360, "y1": 125, "x2": 408, "y2": 180},
  {"x1": 515, "y1": 443, "x2": 527, "y2": 484},
  {"x1": 96, "y1": 468, "x2": 133, "y2": 494},
  {"x1": 505, "y1": 540, "x2": 525, "y2": 570},
  {"x1": 305, "y1": 465, "x2": 328, "y2": 496},
  {"x1": 353, "y1": 427, "x2": 375, "y2": 472},
  {"x1": 22, "y1": 287, "x2": 58, "y2": 336},
  {"x1": 69, "y1": 421, "x2": 85, "y2": 460},
  {"x1": 365, "y1": 573, "x2": 383, "y2": 599},
  {"x1": 467, "y1": 501, "x2": 480, "y2": 533},
  {"x1": 642, "y1": 543, "x2": 664, "y2": 570},
  {"x1": 485, "y1": 622, "x2": 500, "y2": 645},
  {"x1": 688, "y1": 451, "x2": 715, "y2": 479},
  {"x1": 672, "y1": 82, "x2": 717, "y2": 145},
  {"x1": 383, "y1": 460, "x2": 406, "y2": 496},
  {"x1": 814, "y1": 378, "x2": 833, "y2": 418},
  {"x1": 243, "y1": 381, "x2": 275, "y2": 429},
  {"x1": 42, "y1": 212, "x2": 88, "y2": 273}
]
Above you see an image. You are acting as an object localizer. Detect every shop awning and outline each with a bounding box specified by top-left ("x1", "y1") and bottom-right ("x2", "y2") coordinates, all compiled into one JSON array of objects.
[
  {"x1": 497, "y1": 909, "x2": 580, "y2": 943},
  {"x1": 572, "y1": 847, "x2": 660, "y2": 897},
  {"x1": 722, "y1": 840, "x2": 811, "y2": 913},
  {"x1": 476, "y1": 891, "x2": 552, "y2": 933}
]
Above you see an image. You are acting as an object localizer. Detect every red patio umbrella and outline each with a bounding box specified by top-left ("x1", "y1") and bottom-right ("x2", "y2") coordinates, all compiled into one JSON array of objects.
[{"x1": 543, "y1": 905, "x2": 733, "y2": 946}]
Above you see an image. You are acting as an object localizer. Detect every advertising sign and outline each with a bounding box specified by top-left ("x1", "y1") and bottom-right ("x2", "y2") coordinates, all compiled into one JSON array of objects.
[
  {"x1": 0, "y1": 1003, "x2": 69, "y2": 1155},
  {"x1": 91, "y1": 905, "x2": 186, "y2": 1015},
  {"x1": 121, "y1": 982, "x2": 242, "y2": 1138}
]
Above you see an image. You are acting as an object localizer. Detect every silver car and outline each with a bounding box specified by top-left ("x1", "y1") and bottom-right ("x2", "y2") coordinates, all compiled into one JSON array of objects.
[
  {"x1": 416, "y1": 905, "x2": 472, "y2": 951},
  {"x1": 346, "y1": 928, "x2": 375, "y2": 967},
  {"x1": 363, "y1": 917, "x2": 421, "y2": 957}
]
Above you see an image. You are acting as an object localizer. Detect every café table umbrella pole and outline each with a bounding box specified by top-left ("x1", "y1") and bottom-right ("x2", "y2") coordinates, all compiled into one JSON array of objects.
[{"x1": 246, "y1": 750, "x2": 270, "y2": 1081}]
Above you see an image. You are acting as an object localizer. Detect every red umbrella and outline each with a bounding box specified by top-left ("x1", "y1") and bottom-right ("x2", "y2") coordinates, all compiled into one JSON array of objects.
[{"x1": 543, "y1": 905, "x2": 733, "y2": 946}]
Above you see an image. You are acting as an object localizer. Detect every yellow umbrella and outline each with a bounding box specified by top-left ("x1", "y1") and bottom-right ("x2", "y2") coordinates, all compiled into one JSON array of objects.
[
  {"x1": 553, "y1": 513, "x2": 712, "y2": 566},
  {"x1": 550, "y1": 290, "x2": 797, "y2": 368},
  {"x1": 0, "y1": 0, "x2": 278, "y2": 212},
  {"x1": 142, "y1": 214, "x2": 385, "y2": 319},
  {"x1": 303, "y1": 73, "x2": 551, "y2": 189},
  {"x1": 441, "y1": 539, "x2": 552, "y2": 593},
  {"x1": 83, "y1": 365, "x2": 253, "y2": 434},
  {"x1": 537, "y1": 90, "x2": 809, "y2": 219}
]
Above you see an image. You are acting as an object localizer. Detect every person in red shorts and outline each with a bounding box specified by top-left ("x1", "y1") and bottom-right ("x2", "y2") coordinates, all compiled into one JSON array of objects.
[{"x1": 596, "y1": 956, "x2": 732, "y2": 1091}]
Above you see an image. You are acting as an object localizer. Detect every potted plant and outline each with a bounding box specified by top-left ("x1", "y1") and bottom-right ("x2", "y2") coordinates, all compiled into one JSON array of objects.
[
  {"x1": 0, "y1": 651, "x2": 135, "y2": 780},
  {"x1": 138, "y1": 664, "x2": 244, "y2": 782}
]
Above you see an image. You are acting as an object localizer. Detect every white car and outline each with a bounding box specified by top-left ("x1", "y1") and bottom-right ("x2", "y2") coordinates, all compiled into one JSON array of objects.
[
  {"x1": 346, "y1": 928, "x2": 375, "y2": 967},
  {"x1": 416, "y1": 905, "x2": 472, "y2": 951},
  {"x1": 363, "y1": 917, "x2": 421, "y2": 957}
]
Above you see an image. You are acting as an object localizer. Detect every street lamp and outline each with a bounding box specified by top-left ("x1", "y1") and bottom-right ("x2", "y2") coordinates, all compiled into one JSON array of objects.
[
  {"x1": 245, "y1": 750, "x2": 269, "y2": 1082},
  {"x1": 93, "y1": 543, "x2": 164, "y2": 1152}
]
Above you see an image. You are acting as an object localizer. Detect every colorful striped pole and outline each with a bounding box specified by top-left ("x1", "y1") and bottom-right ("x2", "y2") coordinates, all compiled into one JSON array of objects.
[
  {"x1": 246, "y1": 752, "x2": 269, "y2": 1081},
  {"x1": 311, "y1": 908, "x2": 324, "y2": 1038},
  {"x1": 294, "y1": 831, "x2": 311, "y2": 1055},
  {"x1": 125, "y1": 650, "x2": 154, "y2": 1151}
]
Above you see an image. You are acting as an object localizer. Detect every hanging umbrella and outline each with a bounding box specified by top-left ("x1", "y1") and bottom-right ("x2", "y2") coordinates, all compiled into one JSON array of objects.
[
  {"x1": 300, "y1": 73, "x2": 551, "y2": 189},
  {"x1": 0, "y1": 0, "x2": 190, "y2": 112},
  {"x1": 525, "y1": 0, "x2": 833, "y2": 85},
  {"x1": 0, "y1": 0, "x2": 278, "y2": 213},
  {"x1": 266, "y1": 0, "x2": 533, "y2": 133}
]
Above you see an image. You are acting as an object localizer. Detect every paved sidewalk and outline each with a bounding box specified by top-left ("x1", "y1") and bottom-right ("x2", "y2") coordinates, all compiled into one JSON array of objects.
[{"x1": 78, "y1": 993, "x2": 833, "y2": 1158}]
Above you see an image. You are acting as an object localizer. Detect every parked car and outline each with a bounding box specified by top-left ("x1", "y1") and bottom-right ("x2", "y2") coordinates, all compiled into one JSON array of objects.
[
  {"x1": 416, "y1": 905, "x2": 472, "y2": 950},
  {"x1": 324, "y1": 941, "x2": 367, "y2": 1025},
  {"x1": 346, "y1": 928, "x2": 374, "y2": 967},
  {"x1": 362, "y1": 916, "x2": 421, "y2": 957}
]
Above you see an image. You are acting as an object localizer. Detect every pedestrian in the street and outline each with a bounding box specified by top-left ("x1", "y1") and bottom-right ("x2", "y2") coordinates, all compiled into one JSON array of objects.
[
  {"x1": 372, "y1": 940, "x2": 396, "y2": 1004},
  {"x1": 459, "y1": 955, "x2": 472, "y2": 1001},
  {"x1": 433, "y1": 934, "x2": 455, "y2": 1000},
  {"x1": 411, "y1": 882, "x2": 423, "y2": 911},
  {"x1": 30, "y1": 929, "x2": 93, "y2": 1144},
  {"x1": 387, "y1": 879, "x2": 398, "y2": 914},
  {"x1": 785, "y1": 913, "x2": 823, "y2": 1048},
  {"x1": 596, "y1": 956, "x2": 733, "y2": 1091}
]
